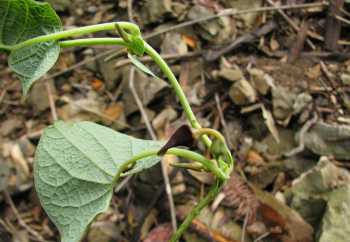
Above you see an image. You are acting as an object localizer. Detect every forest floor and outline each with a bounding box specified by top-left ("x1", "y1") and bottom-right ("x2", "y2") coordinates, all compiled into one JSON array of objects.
[{"x1": 1, "y1": 0, "x2": 350, "y2": 242}]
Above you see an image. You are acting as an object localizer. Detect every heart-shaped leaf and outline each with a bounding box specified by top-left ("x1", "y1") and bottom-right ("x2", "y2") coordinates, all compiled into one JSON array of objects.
[
  {"x1": 0, "y1": 0, "x2": 62, "y2": 95},
  {"x1": 34, "y1": 121, "x2": 162, "y2": 242}
]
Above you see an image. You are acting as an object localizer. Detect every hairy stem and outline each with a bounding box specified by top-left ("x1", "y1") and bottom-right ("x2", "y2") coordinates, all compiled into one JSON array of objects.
[
  {"x1": 169, "y1": 180, "x2": 224, "y2": 242},
  {"x1": 12, "y1": 22, "x2": 140, "y2": 50}
]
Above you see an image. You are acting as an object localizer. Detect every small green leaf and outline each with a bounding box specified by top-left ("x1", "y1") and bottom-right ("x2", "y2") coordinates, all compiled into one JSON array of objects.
[
  {"x1": 128, "y1": 53, "x2": 157, "y2": 78},
  {"x1": 0, "y1": 0, "x2": 62, "y2": 95},
  {"x1": 34, "y1": 121, "x2": 162, "y2": 242}
]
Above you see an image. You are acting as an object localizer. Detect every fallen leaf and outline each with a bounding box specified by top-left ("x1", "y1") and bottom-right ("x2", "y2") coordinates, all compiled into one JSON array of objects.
[
  {"x1": 143, "y1": 223, "x2": 173, "y2": 242},
  {"x1": 182, "y1": 34, "x2": 197, "y2": 49},
  {"x1": 261, "y1": 105, "x2": 280, "y2": 143},
  {"x1": 91, "y1": 79, "x2": 104, "y2": 91}
]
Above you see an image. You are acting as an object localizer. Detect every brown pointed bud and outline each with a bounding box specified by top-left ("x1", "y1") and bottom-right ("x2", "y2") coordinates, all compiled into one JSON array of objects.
[{"x1": 158, "y1": 125, "x2": 195, "y2": 155}]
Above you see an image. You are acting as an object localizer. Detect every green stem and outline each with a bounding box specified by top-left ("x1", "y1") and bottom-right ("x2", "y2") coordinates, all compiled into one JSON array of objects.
[
  {"x1": 169, "y1": 180, "x2": 224, "y2": 242},
  {"x1": 143, "y1": 42, "x2": 212, "y2": 148},
  {"x1": 61, "y1": 38, "x2": 212, "y2": 149},
  {"x1": 60, "y1": 38, "x2": 129, "y2": 48},
  {"x1": 167, "y1": 148, "x2": 228, "y2": 180},
  {"x1": 113, "y1": 150, "x2": 158, "y2": 185},
  {"x1": 113, "y1": 148, "x2": 228, "y2": 184},
  {"x1": 193, "y1": 128, "x2": 226, "y2": 143},
  {"x1": 12, "y1": 22, "x2": 140, "y2": 50},
  {"x1": 0, "y1": 44, "x2": 12, "y2": 51}
]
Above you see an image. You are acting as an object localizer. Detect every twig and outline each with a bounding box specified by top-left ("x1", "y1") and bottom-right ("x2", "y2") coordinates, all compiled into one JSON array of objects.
[
  {"x1": 0, "y1": 88, "x2": 7, "y2": 105},
  {"x1": 129, "y1": 68, "x2": 177, "y2": 231},
  {"x1": 129, "y1": 68, "x2": 157, "y2": 139},
  {"x1": 288, "y1": 20, "x2": 309, "y2": 62},
  {"x1": 45, "y1": 82, "x2": 57, "y2": 121},
  {"x1": 325, "y1": 0, "x2": 344, "y2": 51},
  {"x1": 320, "y1": 60, "x2": 338, "y2": 89},
  {"x1": 335, "y1": 14, "x2": 350, "y2": 25},
  {"x1": 284, "y1": 113, "x2": 318, "y2": 157},
  {"x1": 241, "y1": 214, "x2": 248, "y2": 242},
  {"x1": 3, "y1": 190, "x2": 47, "y2": 242},
  {"x1": 127, "y1": 0, "x2": 134, "y2": 22},
  {"x1": 266, "y1": 0, "x2": 316, "y2": 50},
  {"x1": 205, "y1": 20, "x2": 277, "y2": 61},
  {"x1": 214, "y1": 93, "x2": 232, "y2": 149},
  {"x1": 254, "y1": 232, "x2": 271, "y2": 242}
]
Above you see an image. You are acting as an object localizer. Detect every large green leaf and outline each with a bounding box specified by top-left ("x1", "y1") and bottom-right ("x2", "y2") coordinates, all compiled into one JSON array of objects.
[
  {"x1": 0, "y1": 0, "x2": 62, "y2": 95},
  {"x1": 34, "y1": 121, "x2": 162, "y2": 242}
]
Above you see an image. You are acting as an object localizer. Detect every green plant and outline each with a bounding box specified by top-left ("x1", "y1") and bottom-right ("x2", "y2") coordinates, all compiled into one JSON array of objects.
[{"x1": 0, "y1": 1, "x2": 234, "y2": 242}]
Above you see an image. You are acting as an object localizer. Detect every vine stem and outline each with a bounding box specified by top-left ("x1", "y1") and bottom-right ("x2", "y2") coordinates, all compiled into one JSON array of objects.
[
  {"x1": 169, "y1": 180, "x2": 224, "y2": 242},
  {"x1": 59, "y1": 38, "x2": 128, "y2": 48},
  {"x1": 60, "y1": 38, "x2": 212, "y2": 148},
  {"x1": 11, "y1": 22, "x2": 140, "y2": 50},
  {"x1": 113, "y1": 147, "x2": 227, "y2": 184},
  {"x1": 144, "y1": 43, "x2": 212, "y2": 147}
]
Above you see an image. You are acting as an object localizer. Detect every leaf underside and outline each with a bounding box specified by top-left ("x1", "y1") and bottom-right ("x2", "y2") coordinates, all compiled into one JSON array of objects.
[
  {"x1": 34, "y1": 121, "x2": 162, "y2": 242},
  {"x1": 0, "y1": 0, "x2": 62, "y2": 95}
]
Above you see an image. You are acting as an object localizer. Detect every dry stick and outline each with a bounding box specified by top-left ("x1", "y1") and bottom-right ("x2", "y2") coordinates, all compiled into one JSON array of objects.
[
  {"x1": 284, "y1": 113, "x2": 318, "y2": 157},
  {"x1": 241, "y1": 214, "x2": 249, "y2": 242},
  {"x1": 41, "y1": 1, "x2": 327, "y2": 82},
  {"x1": 205, "y1": 20, "x2": 277, "y2": 61},
  {"x1": 129, "y1": 68, "x2": 157, "y2": 139},
  {"x1": 335, "y1": 14, "x2": 350, "y2": 25},
  {"x1": 254, "y1": 232, "x2": 271, "y2": 242},
  {"x1": 288, "y1": 20, "x2": 309, "y2": 62},
  {"x1": 320, "y1": 60, "x2": 338, "y2": 90},
  {"x1": 128, "y1": 68, "x2": 178, "y2": 231},
  {"x1": 45, "y1": 82, "x2": 57, "y2": 121},
  {"x1": 266, "y1": 0, "x2": 316, "y2": 50},
  {"x1": 325, "y1": 0, "x2": 344, "y2": 51},
  {"x1": 214, "y1": 93, "x2": 232, "y2": 149},
  {"x1": 3, "y1": 190, "x2": 47, "y2": 242},
  {"x1": 127, "y1": 0, "x2": 134, "y2": 22},
  {"x1": 0, "y1": 88, "x2": 7, "y2": 105}
]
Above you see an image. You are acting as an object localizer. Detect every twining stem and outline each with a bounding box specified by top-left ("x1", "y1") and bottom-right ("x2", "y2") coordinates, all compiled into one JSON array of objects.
[
  {"x1": 59, "y1": 38, "x2": 129, "y2": 48},
  {"x1": 169, "y1": 180, "x2": 224, "y2": 242},
  {"x1": 11, "y1": 22, "x2": 140, "y2": 50},
  {"x1": 113, "y1": 147, "x2": 228, "y2": 184},
  {"x1": 60, "y1": 37, "x2": 212, "y2": 148},
  {"x1": 143, "y1": 42, "x2": 212, "y2": 147},
  {"x1": 168, "y1": 148, "x2": 228, "y2": 180},
  {"x1": 193, "y1": 128, "x2": 226, "y2": 143}
]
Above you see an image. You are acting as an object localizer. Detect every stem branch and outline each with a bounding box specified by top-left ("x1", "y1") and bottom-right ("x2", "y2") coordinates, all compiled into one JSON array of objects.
[
  {"x1": 12, "y1": 22, "x2": 140, "y2": 50},
  {"x1": 114, "y1": 148, "x2": 227, "y2": 183}
]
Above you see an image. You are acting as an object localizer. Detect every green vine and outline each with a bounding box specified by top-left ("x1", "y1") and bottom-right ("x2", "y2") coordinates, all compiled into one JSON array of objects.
[{"x1": 1, "y1": 2, "x2": 234, "y2": 240}]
